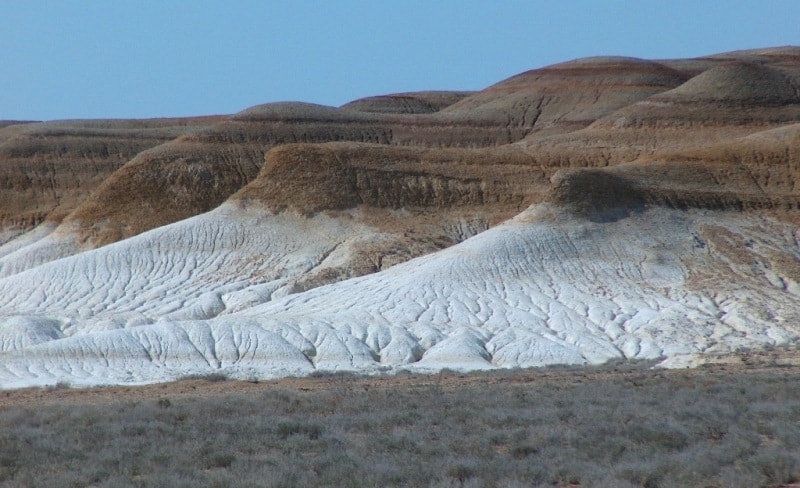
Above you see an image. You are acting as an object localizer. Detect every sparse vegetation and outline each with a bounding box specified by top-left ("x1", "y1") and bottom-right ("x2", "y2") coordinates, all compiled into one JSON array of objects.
[{"x1": 2, "y1": 362, "x2": 800, "y2": 487}]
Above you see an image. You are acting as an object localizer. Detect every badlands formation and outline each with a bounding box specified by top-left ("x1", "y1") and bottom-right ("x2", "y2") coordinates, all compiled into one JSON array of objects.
[{"x1": 1, "y1": 47, "x2": 800, "y2": 387}]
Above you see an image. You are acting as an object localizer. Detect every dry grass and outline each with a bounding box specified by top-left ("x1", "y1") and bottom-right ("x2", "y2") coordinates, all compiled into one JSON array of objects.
[{"x1": 2, "y1": 359, "x2": 800, "y2": 487}]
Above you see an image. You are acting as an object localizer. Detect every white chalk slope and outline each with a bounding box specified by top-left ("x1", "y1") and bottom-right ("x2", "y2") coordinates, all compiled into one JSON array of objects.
[{"x1": 0, "y1": 203, "x2": 798, "y2": 388}]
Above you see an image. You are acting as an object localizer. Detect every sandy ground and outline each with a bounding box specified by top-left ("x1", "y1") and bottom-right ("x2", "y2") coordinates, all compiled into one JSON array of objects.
[{"x1": 2, "y1": 345, "x2": 798, "y2": 409}]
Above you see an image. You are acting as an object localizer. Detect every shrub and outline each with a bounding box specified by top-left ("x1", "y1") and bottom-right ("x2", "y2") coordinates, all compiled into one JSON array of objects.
[
  {"x1": 180, "y1": 372, "x2": 229, "y2": 382},
  {"x1": 276, "y1": 421, "x2": 324, "y2": 440},
  {"x1": 747, "y1": 448, "x2": 799, "y2": 485},
  {"x1": 207, "y1": 453, "x2": 236, "y2": 469}
]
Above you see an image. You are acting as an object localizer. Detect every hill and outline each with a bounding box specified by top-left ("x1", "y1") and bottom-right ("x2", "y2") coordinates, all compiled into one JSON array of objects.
[{"x1": 1, "y1": 47, "x2": 800, "y2": 387}]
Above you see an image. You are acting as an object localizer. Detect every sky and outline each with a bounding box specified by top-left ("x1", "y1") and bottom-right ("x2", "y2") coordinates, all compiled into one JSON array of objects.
[{"x1": 1, "y1": 0, "x2": 799, "y2": 121}]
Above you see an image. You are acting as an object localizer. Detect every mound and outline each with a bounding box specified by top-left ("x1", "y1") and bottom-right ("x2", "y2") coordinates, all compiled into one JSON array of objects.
[
  {"x1": 518, "y1": 52, "x2": 800, "y2": 171},
  {"x1": 708, "y1": 45, "x2": 800, "y2": 63},
  {"x1": 47, "y1": 108, "x2": 397, "y2": 251},
  {"x1": 61, "y1": 139, "x2": 262, "y2": 247},
  {"x1": 599, "y1": 62, "x2": 800, "y2": 129},
  {"x1": 437, "y1": 56, "x2": 688, "y2": 135},
  {"x1": 660, "y1": 62, "x2": 798, "y2": 105},
  {"x1": 50, "y1": 101, "x2": 539, "y2": 254},
  {"x1": 231, "y1": 101, "x2": 371, "y2": 123},
  {"x1": 340, "y1": 91, "x2": 473, "y2": 114}
]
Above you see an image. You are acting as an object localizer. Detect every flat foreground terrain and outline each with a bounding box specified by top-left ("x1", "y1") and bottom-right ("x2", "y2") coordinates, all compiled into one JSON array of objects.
[{"x1": 2, "y1": 350, "x2": 800, "y2": 487}]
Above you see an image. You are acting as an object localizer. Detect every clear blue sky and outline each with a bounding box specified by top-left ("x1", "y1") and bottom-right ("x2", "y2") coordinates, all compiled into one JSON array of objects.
[{"x1": 2, "y1": 0, "x2": 799, "y2": 121}]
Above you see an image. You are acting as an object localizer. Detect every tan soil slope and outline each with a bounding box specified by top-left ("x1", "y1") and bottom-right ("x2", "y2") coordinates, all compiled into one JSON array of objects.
[
  {"x1": 56, "y1": 58, "x2": 700, "y2": 250},
  {"x1": 536, "y1": 48, "x2": 800, "y2": 218},
  {"x1": 61, "y1": 104, "x2": 395, "y2": 246},
  {"x1": 58, "y1": 92, "x2": 538, "y2": 248},
  {"x1": 645, "y1": 124, "x2": 800, "y2": 212},
  {"x1": 10, "y1": 47, "x2": 800, "y2": 273},
  {"x1": 0, "y1": 117, "x2": 222, "y2": 242},
  {"x1": 229, "y1": 142, "x2": 542, "y2": 288},
  {"x1": 518, "y1": 48, "x2": 800, "y2": 170},
  {"x1": 236, "y1": 142, "x2": 540, "y2": 214}
]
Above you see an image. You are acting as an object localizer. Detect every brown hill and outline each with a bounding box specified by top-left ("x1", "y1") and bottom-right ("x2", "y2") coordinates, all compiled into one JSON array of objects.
[
  {"x1": 0, "y1": 117, "x2": 222, "y2": 242},
  {"x1": 598, "y1": 62, "x2": 800, "y2": 129},
  {"x1": 436, "y1": 57, "x2": 689, "y2": 137},
  {"x1": 514, "y1": 48, "x2": 800, "y2": 174},
  {"x1": 56, "y1": 54, "x2": 704, "y2": 251},
  {"x1": 340, "y1": 91, "x2": 473, "y2": 114},
  {"x1": 58, "y1": 95, "x2": 544, "y2": 248},
  {"x1": 229, "y1": 142, "x2": 542, "y2": 287},
  {"x1": 60, "y1": 103, "x2": 399, "y2": 247},
  {"x1": 7, "y1": 46, "x2": 800, "y2": 271},
  {"x1": 235, "y1": 142, "x2": 538, "y2": 214}
]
